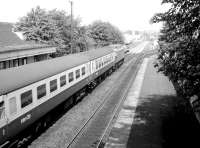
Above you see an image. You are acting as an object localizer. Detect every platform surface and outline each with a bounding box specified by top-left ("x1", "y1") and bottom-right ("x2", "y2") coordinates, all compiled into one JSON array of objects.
[{"x1": 105, "y1": 56, "x2": 200, "y2": 148}]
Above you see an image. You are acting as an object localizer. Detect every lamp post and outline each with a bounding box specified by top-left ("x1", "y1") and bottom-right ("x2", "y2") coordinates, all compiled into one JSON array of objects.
[{"x1": 69, "y1": 0, "x2": 73, "y2": 54}]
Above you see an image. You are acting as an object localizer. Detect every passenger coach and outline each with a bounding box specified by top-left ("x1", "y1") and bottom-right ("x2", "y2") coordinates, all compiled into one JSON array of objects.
[{"x1": 0, "y1": 46, "x2": 122, "y2": 147}]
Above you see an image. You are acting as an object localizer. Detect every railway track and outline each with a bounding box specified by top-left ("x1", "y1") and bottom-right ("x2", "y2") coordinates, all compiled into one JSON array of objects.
[
  {"x1": 96, "y1": 55, "x2": 144, "y2": 148},
  {"x1": 10, "y1": 49, "x2": 152, "y2": 148},
  {"x1": 0, "y1": 40, "x2": 155, "y2": 148},
  {"x1": 23, "y1": 53, "x2": 136, "y2": 148},
  {"x1": 67, "y1": 53, "x2": 145, "y2": 148},
  {"x1": 27, "y1": 51, "x2": 151, "y2": 148}
]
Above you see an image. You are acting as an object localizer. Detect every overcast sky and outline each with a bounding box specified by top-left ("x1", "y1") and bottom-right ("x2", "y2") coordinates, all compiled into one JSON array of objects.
[{"x1": 0, "y1": 0, "x2": 170, "y2": 31}]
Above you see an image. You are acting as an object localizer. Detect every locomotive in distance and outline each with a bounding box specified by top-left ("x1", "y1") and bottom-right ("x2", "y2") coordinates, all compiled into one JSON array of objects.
[{"x1": 0, "y1": 45, "x2": 126, "y2": 147}]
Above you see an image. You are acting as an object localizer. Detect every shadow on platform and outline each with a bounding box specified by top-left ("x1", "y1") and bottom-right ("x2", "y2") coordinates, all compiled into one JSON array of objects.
[{"x1": 126, "y1": 94, "x2": 200, "y2": 148}]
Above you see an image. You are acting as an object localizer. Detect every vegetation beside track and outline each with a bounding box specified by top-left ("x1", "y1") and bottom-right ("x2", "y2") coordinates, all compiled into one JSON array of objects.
[{"x1": 151, "y1": 0, "x2": 200, "y2": 106}]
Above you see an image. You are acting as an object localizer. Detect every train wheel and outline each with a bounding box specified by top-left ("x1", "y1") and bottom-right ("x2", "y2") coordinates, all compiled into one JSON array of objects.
[
  {"x1": 86, "y1": 84, "x2": 93, "y2": 93},
  {"x1": 34, "y1": 122, "x2": 42, "y2": 135},
  {"x1": 43, "y1": 115, "x2": 51, "y2": 129},
  {"x1": 72, "y1": 96, "x2": 77, "y2": 105},
  {"x1": 43, "y1": 121, "x2": 47, "y2": 128},
  {"x1": 98, "y1": 77, "x2": 101, "y2": 84},
  {"x1": 79, "y1": 89, "x2": 86, "y2": 100}
]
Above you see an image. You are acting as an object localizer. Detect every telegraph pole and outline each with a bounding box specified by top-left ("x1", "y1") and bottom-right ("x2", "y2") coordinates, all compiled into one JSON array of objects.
[{"x1": 69, "y1": 0, "x2": 73, "y2": 54}]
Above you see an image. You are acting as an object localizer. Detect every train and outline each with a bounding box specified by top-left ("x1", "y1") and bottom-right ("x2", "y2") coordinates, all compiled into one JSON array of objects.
[{"x1": 0, "y1": 45, "x2": 126, "y2": 147}]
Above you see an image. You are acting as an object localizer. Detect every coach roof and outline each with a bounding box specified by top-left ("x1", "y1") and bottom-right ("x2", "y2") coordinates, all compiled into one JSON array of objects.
[
  {"x1": 83, "y1": 46, "x2": 114, "y2": 60},
  {"x1": 0, "y1": 53, "x2": 89, "y2": 95},
  {"x1": 0, "y1": 46, "x2": 115, "y2": 95}
]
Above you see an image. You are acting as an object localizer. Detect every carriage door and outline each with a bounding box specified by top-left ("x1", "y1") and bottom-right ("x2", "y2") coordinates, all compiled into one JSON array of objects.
[{"x1": 0, "y1": 97, "x2": 8, "y2": 143}]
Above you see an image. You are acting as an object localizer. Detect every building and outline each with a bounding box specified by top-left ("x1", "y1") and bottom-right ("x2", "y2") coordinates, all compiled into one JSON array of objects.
[
  {"x1": 0, "y1": 44, "x2": 57, "y2": 69},
  {"x1": 0, "y1": 22, "x2": 56, "y2": 70}
]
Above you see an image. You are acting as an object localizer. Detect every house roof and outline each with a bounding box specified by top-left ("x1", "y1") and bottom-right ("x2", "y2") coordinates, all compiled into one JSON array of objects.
[
  {"x1": 0, "y1": 22, "x2": 56, "y2": 54},
  {"x1": 0, "y1": 22, "x2": 25, "y2": 46},
  {"x1": 0, "y1": 44, "x2": 56, "y2": 53}
]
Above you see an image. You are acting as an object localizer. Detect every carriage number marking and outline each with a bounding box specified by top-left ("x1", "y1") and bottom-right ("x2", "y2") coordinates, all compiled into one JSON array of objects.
[{"x1": 21, "y1": 114, "x2": 31, "y2": 124}]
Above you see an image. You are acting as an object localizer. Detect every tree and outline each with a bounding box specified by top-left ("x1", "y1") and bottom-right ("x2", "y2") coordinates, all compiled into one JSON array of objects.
[
  {"x1": 15, "y1": 7, "x2": 124, "y2": 55},
  {"x1": 14, "y1": 6, "x2": 89, "y2": 54},
  {"x1": 15, "y1": 6, "x2": 56, "y2": 43},
  {"x1": 152, "y1": 0, "x2": 200, "y2": 98},
  {"x1": 87, "y1": 21, "x2": 124, "y2": 47}
]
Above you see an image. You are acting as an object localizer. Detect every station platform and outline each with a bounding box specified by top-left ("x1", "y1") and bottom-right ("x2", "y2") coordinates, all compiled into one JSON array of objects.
[{"x1": 105, "y1": 56, "x2": 200, "y2": 148}]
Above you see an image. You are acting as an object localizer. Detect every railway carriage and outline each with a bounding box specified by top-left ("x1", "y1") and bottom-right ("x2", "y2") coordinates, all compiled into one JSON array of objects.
[
  {"x1": 84, "y1": 47, "x2": 116, "y2": 81},
  {"x1": 0, "y1": 45, "x2": 125, "y2": 147},
  {"x1": 112, "y1": 45, "x2": 126, "y2": 69},
  {"x1": 0, "y1": 53, "x2": 91, "y2": 146}
]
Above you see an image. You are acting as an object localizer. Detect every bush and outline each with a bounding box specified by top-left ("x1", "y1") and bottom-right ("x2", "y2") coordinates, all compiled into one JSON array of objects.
[{"x1": 152, "y1": 0, "x2": 200, "y2": 99}]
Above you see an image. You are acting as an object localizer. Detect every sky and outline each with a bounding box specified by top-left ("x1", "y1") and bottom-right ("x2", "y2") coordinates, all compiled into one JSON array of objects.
[{"x1": 0, "y1": 0, "x2": 170, "y2": 32}]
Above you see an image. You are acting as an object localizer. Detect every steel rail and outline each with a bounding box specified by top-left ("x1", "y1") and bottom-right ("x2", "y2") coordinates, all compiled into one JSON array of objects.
[
  {"x1": 66, "y1": 53, "x2": 144, "y2": 148},
  {"x1": 96, "y1": 53, "x2": 145, "y2": 148}
]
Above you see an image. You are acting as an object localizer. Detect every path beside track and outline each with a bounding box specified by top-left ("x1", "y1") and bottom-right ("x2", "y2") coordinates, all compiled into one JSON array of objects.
[{"x1": 105, "y1": 56, "x2": 200, "y2": 148}]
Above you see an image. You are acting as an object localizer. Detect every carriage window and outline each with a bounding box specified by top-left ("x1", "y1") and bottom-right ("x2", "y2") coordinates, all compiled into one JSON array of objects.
[
  {"x1": 0, "y1": 101, "x2": 5, "y2": 119},
  {"x1": 76, "y1": 69, "x2": 80, "y2": 79},
  {"x1": 104, "y1": 59, "x2": 106, "y2": 65},
  {"x1": 92, "y1": 62, "x2": 95, "y2": 70},
  {"x1": 60, "y1": 75, "x2": 66, "y2": 87},
  {"x1": 21, "y1": 90, "x2": 32, "y2": 108},
  {"x1": 98, "y1": 61, "x2": 101, "y2": 68},
  {"x1": 104, "y1": 59, "x2": 107, "y2": 64},
  {"x1": 68, "y1": 72, "x2": 74, "y2": 82},
  {"x1": 82, "y1": 67, "x2": 86, "y2": 75},
  {"x1": 96, "y1": 61, "x2": 98, "y2": 69},
  {"x1": 50, "y1": 79, "x2": 57, "y2": 92},
  {"x1": 37, "y1": 84, "x2": 46, "y2": 99},
  {"x1": 9, "y1": 97, "x2": 17, "y2": 115},
  {"x1": 0, "y1": 62, "x2": 4, "y2": 70}
]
